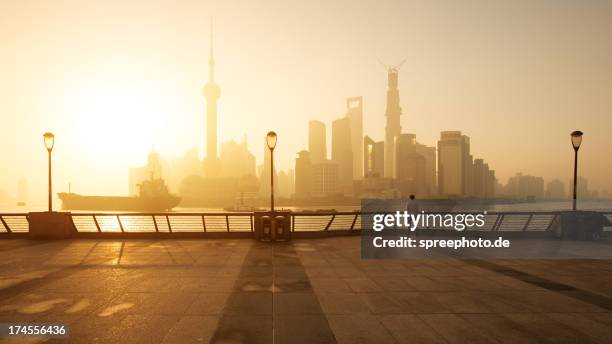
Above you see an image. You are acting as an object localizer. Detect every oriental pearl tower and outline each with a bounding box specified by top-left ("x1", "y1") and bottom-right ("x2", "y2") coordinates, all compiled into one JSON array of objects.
[{"x1": 202, "y1": 23, "x2": 221, "y2": 178}]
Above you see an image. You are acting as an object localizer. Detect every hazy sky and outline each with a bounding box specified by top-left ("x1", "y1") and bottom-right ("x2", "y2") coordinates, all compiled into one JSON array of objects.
[{"x1": 1, "y1": 0, "x2": 611, "y2": 201}]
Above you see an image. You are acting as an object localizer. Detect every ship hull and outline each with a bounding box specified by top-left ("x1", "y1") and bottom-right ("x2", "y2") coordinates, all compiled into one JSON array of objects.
[{"x1": 58, "y1": 193, "x2": 181, "y2": 212}]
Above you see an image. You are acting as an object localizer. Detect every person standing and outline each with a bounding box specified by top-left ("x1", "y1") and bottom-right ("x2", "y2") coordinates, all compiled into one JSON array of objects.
[{"x1": 406, "y1": 194, "x2": 420, "y2": 214}]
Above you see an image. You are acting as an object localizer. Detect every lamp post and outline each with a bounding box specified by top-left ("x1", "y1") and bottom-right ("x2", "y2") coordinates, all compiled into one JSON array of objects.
[
  {"x1": 266, "y1": 131, "x2": 277, "y2": 212},
  {"x1": 43, "y1": 132, "x2": 55, "y2": 212},
  {"x1": 570, "y1": 130, "x2": 583, "y2": 211}
]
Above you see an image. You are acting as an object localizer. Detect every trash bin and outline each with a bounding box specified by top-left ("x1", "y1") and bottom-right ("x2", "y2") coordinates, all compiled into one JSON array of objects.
[
  {"x1": 261, "y1": 215, "x2": 272, "y2": 241},
  {"x1": 274, "y1": 215, "x2": 291, "y2": 241},
  {"x1": 253, "y1": 211, "x2": 292, "y2": 242}
]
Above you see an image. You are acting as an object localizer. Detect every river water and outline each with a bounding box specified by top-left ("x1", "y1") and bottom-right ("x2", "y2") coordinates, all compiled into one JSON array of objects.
[{"x1": 2, "y1": 200, "x2": 612, "y2": 213}]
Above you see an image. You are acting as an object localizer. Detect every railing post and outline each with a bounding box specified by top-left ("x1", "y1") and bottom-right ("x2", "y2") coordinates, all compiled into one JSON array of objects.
[
  {"x1": 546, "y1": 214, "x2": 558, "y2": 232},
  {"x1": 523, "y1": 214, "x2": 533, "y2": 232},
  {"x1": 117, "y1": 215, "x2": 124, "y2": 233},
  {"x1": 166, "y1": 215, "x2": 172, "y2": 233},
  {"x1": 291, "y1": 214, "x2": 295, "y2": 233},
  {"x1": 226, "y1": 215, "x2": 230, "y2": 232},
  {"x1": 0, "y1": 215, "x2": 11, "y2": 233},
  {"x1": 492, "y1": 214, "x2": 503, "y2": 231},
  {"x1": 325, "y1": 215, "x2": 335, "y2": 231},
  {"x1": 93, "y1": 215, "x2": 101, "y2": 232},
  {"x1": 250, "y1": 215, "x2": 254, "y2": 233},
  {"x1": 350, "y1": 214, "x2": 358, "y2": 231},
  {"x1": 152, "y1": 215, "x2": 159, "y2": 233},
  {"x1": 201, "y1": 215, "x2": 207, "y2": 232}
]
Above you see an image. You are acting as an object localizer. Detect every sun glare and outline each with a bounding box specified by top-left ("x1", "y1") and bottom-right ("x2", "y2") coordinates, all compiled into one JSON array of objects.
[{"x1": 70, "y1": 83, "x2": 171, "y2": 166}]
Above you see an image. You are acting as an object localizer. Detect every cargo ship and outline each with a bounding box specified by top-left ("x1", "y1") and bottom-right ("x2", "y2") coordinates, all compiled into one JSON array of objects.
[{"x1": 58, "y1": 177, "x2": 180, "y2": 211}]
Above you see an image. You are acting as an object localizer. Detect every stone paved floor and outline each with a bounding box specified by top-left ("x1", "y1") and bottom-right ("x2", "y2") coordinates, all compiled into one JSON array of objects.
[{"x1": 0, "y1": 238, "x2": 611, "y2": 343}]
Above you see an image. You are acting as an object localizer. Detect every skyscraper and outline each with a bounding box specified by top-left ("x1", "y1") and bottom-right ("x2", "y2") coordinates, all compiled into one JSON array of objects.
[
  {"x1": 364, "y1": 136, "x2": 384, "y2": 177},
  {"x1": 384, "y1": 67, "x2": 402, "y2": 178},
  {"x1": 202, "y1": 24, "x2": 221, "y2": 177},
  {"x1": 308, "y1": 120, "x2": 326, "y2": 163},
  {"x1": 415, "y1": 143, "x2": 437, "y2": 196},
  {"x1": 218, "y1": 137, "x2": 256, "y2": 179},
  {"x1": 311, "y1": 162, "x2": 339, "y2": 197},
  {"x1": 332, "y1": 117, "x2": 353, "y2": 194},
  {"x1": 395, "y1": 134, "x2": 427, "y2": 197},
  {"x1": 346, "y1": 96, "x2": 363, "y2": 179},
  {"x1": 438, "y1": 131, "x2": 469, "y2": 196},
  {"x1": 472, "y1": 158, "x2": 486, "y2": 198},
  {"x1": 295, "y1": 150, "x2": 312, "y2": 198}
]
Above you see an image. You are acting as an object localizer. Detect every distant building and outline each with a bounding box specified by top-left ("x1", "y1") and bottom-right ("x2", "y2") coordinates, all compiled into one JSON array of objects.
[
  {"x1": 415, "y1": 143, "x2": 437, "y2": 196},
  {"x1": 295, "y1": 150, "x2": 312, "y2": 198},
  {"x1": 472, "y1": 159, "x2": 487, "y2": 198},
  {"x1": 311, "y1": 162, "x2": 340, "y2": 198},
  {"x1": 506, "y1": 173, "x2": 544, "y2": 198},
  {"x1": 219, "y1": 137, "x2": 256, "y2": 179},
  {"x1": 308, "y1": 120, "x2": 327, "y2": 163},
  {"x1": 168, "y1": 147, "x2": 201, "y2": 192},
  {"x1": 384, "y1": 67, "x2": 402, "y2": 178},
  {"x1": 394, "y1": 134, "x2": 426, "y2": 197},
  {"x1": 346, "y1": 96, "x2": 363, "y2": 179},
  {"x1": 363, "y1": 136, "x2": 384, "y2": 178},
  {"x1": 438, "y1": 131, "x2": 470, "y2": 197},
  {"x1": 277, "y1": 170, "x2": 290, "y2": 198},
  {"x1": 332, "y1": 117, "x2": 353, "y2": 195},
  {"x1": 546, "y1": 179, "x2": 565, "y2": 199},
  {"x1": 356, "y1": 176, "x2": 397, "y2": 199},
  {"x1": 287, "y1": 169, "x2": 295, "y2": 197},
  {"x1": 465, "y1": 151, "x2": 473, "y2": 197},
  {"x1": 485, "y1": 165, "x2": 496, "y2": 198}
]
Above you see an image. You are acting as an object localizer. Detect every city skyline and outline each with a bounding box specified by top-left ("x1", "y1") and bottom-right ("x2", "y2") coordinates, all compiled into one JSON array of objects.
[{"x1": 1, "y1": 0, "x2": 611, "y2": 201}]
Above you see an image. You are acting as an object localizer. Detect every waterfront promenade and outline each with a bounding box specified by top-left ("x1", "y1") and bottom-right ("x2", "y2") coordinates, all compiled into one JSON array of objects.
[{"x1": 1, "y1": 237, "x2": 611, "y2": 343}]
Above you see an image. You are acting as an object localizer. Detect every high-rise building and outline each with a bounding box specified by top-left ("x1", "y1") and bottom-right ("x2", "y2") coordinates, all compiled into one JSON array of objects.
[
  {"x1": 346, "y1": 96, "x2": 363, "y2": 179},
  {"x1": 311, "y1": 162, "x2": 340, "y2": 198},
  {"x1": 384, "y1": 67, "x2": 402, "y2": 178},
  {"x1": 415, "y1": 143, "x2": 437, "y2": 196},
  {"x1": 486, "y1": 168, "x2": 496, "y2": 199},
  {"x1": 364, "y1": 136, "x2": 384, "y2": 177},
  {"x1": 168, "y1": 147, "x2": 202, "y2": 192},
  {"x1": 471, "y1": 158, "x2": 496, "y2": 198},
  {"x1": 287, "y1": 169, "x2": 295, "y2": 196},
  {"x1": 506, "y1": 173, "x2": 544, "y2": 198},
  {"x1": 308, "y1": 120, "x2": 326, "y2": 163},
  {"x1": 394, "y1": 134, "x2": 426, "y2": 197},
  {"x1": 546, "y1": 179, "x2": 565, "y2": 199},
  {"x1": 472, "y1": 158, "x2": 486, "y2": 198},
  {"x1": 332, "y1": 117, "x2": 353, "y2": 194},
  {"x1": 295, "y1": 150, "x2": 312, "y2": 198},
  {"x1": 219, "y1": 137, "x2": 256, "y2": 179},
  {"x1": 463, "y1": 138, "x2": 473, "y2": 197},
  {"x1": 438, "y1": 131, "x2": 471, "y2": 196},
  {"x1": 277, "y1": 170, "x2": 290, "y2": 199},
  {"x1": 203, "y1": 25, "x2": 221, "y2": 177}
]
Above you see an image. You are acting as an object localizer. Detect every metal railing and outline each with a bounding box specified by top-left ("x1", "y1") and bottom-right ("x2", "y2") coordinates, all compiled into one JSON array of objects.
[
  {"x1": 289, "y1": 211, "x2": 563, "y2": 232},
  {"x1": 71, "y1": 213, "x2": 253, "y2": 233},
  {"x1": 0, "y1": 213, "x2": 29, "y2": 233},
  {"x1": 1, "y1": 211, "x2": 611, "y2": 235}
]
